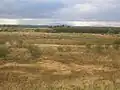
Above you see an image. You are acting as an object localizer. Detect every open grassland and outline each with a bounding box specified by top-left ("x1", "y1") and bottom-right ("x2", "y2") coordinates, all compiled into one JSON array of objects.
[{"x1": 0, "y1": 32, "x2": 120, "y2": 90}]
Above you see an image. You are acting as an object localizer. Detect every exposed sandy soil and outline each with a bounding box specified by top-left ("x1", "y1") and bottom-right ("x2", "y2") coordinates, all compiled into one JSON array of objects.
[{"x1": 0, "y1": 60, "x2": 117, "y2": 76}]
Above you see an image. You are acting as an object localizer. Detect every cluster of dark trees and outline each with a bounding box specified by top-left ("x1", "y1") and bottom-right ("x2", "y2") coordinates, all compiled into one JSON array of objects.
[{"x1": 48, "y1": 25, "x2": 70, "y2": 28}]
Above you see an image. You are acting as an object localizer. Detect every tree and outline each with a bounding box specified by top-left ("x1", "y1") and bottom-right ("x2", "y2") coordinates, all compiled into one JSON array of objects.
[{"x1": 107, "y1": 28, "x2": 115, "y2": 34}]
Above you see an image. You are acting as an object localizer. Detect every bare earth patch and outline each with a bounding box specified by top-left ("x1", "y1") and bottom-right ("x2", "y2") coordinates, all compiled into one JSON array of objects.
[
  {"x1": 0, "y1": 60, "x2": 117, "y2": 76},
  {"x1": 92, "y1": 34, "x2": 115, "y2": 38}
]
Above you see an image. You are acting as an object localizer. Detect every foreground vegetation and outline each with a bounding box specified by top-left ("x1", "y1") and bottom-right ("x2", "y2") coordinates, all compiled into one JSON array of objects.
[{"x1": 0, "y1": 31, "x2": 120, "y2": 90}]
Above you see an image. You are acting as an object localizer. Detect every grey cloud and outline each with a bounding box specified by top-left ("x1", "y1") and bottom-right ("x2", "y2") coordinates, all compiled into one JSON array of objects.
[
  {"x1": 0, "y1": 0, "x2": 64, "y2": 18},
  {"x1": 0, "y1": 0, "x2": 120, "y2": 21},
  {"x1": 53, "y1": 0, "x2": 120, "y2": 21}
]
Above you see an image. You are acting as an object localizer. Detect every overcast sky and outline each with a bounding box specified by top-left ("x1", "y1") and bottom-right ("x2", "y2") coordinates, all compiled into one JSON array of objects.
[{"x1": 0, "y1": 0, "x2": 120, "y2": 25}]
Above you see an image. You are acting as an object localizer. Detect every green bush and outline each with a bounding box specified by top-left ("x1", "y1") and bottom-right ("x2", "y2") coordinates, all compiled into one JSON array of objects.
[
  {"x1": 107, "y1": 29, "x2": 115, "y2": 34},
  {"x1": 0, "y1": 45, "x2": 9, "y2": 58}
]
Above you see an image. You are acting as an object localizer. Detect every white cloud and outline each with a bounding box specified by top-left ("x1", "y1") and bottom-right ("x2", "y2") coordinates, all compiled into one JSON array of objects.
[
  {"x1": 67, "y1": 21, "x2": 120, "y2": 27},
  {"x1": 0, "y1": 19, "x2": 18, "y2": 25},
  {"x1": 0, "y1": 19, "x2": 120, "y2": 27}
]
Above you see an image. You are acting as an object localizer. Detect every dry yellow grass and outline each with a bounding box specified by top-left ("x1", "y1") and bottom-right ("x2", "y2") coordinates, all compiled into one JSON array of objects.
[{"x1": 0, "y1": 32, "x2": 120, "y2": 90}]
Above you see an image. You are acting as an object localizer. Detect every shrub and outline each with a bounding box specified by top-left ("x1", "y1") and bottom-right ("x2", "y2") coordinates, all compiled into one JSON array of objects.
[
  {"x1": 86, "y1": 44, "x2": 92, "y2": 49},
  {"x1": 57, "y1": 46, "x2": 64, "y2": 52},
  {"x1": 104, "y1": 44, "x2": 110, "y2": 49},
  {"x1": 94, "y1": 45, "x2": 103, "y2": 53},
  {"x1": 7, "y1": 39, "x2": 24, "y2": 48},
  {"x1": 6, "y1": 48, "x2": 31, "y2": 62},
  {"x1": 22, "y1": 42, "x2": 30, "y2": 48},
  {"x1": 65, "y1": 46, "x2": 72, "y2": 52},
  {"x1": 34, "y1": 29, "x2": 40, "y2": 32},
  {"x1": 78, "y1": 42, "x2": 86, "y2": 45},
  {"x1": 27, "y1": 45, "x2": 42, "y2": 59},
  {"x1": 41, "y1": 47, "x2": 56, "y2": 56},
  {"x1": 0, "y1": 39, "x2": 6, "y2": 44},
  {"x1": 17, "y1": 39, "x2": 24, "y2": 48},
  {"x1": 0, "y1": 45, "x2": 9, "y2": 58},
  {"x1": 112, "y1": 44, "x2": 119, "y2": 50},
  {"x1": 113, "y1": 39, "x2": 120, "y2": 45}
]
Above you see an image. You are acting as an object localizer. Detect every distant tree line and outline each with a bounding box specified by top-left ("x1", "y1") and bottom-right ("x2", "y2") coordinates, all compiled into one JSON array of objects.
[
  {"x1": 0, "y1": 24, "x2": 120, "y2": 34},
  {"x1": 52, "y1": 27, "x2": 120, "y2": 34}
]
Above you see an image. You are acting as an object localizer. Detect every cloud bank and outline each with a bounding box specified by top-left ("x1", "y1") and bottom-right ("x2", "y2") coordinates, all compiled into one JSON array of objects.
[
  {"x1": 0, "y1": 19, "x2": 120, "y2": 27},
  {"x1": 0, "y1": 0, "x2": 120, "y2": 26},
  {"x1": 0, "y1": 0, "x2": 119, "y2": 21}
]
